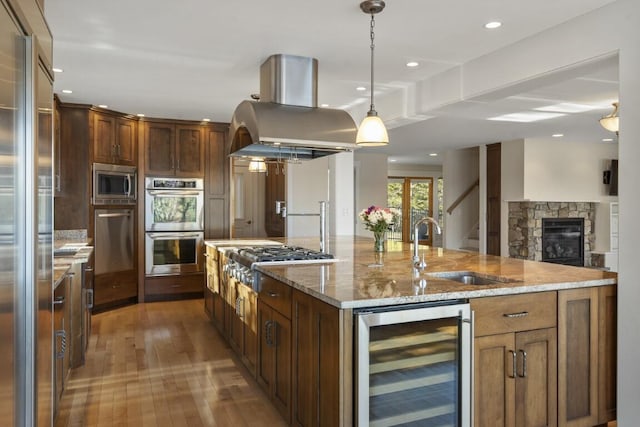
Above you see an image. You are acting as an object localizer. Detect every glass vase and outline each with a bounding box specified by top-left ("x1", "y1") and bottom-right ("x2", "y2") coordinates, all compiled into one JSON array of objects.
[{"x1": 373, "y1": 230, "x2": 386, "y2": 252}]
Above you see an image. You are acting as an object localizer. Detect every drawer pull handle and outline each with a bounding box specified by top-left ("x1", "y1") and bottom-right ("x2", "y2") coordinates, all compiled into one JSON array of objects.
[
  {"x1": 518, "y1": 350, "x2": 527, "y2": 377},
  {"x1": 267, "y1": 291, "x2": 279, "y2": 297},
  {"x1": 503, "y1": 311, "x2": 529, "y2": 318}
]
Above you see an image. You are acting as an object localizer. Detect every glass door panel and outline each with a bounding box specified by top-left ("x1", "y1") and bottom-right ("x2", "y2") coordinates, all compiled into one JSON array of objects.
[{"x1": 387, "y1": 177, "x2": 434, "y2": 245}]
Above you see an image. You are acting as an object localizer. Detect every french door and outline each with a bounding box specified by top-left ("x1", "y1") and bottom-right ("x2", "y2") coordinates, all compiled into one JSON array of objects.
[{"x1": 387, "y1": 177, "x2": 434, "y2": 245}]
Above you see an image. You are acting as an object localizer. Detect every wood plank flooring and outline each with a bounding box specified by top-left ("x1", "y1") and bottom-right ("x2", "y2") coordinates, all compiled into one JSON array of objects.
[{"x1": 55, "y1": 299, "x2": 287, "y2": 427}]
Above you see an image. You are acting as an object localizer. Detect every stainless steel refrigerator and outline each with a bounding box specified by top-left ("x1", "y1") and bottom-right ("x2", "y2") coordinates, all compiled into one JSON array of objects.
[{"x1": 1, "y1": 1, "x2": 54, "y2": 425}]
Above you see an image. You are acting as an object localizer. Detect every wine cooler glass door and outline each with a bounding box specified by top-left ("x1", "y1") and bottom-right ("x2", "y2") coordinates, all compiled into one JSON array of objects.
[{"x1": 356, "y1": 302, "x2": 471, "y2": 427}]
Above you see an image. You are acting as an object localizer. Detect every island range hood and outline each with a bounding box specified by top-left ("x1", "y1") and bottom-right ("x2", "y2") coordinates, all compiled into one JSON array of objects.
[{"x1": 229, "y1": 54, "x2": 358, "y2": 161}]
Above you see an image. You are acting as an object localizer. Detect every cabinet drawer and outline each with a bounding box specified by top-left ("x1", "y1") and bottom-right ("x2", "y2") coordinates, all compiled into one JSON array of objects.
[
  {"x1": 259, "y1": 276, "x2": 292, "y2": 319},
  {"x1": 145, "y1": 273, "x2": 204, "y2": 296},
  {"x1": 471, "y1": 291, "x2": 557, "y2": 336}
]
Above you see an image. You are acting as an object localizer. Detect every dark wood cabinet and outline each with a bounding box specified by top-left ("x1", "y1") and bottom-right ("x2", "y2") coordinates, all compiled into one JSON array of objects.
[
  {"x1": 258, "y1": 277, "x2": 292, "y2": 424},
  {"x1": 144, "y1": 121, "x2": 204, "y2": 177},
  {"x1": 292, "y1": 289, "x2": 344, "y2": 427},
  {"x1": 204, "y1": 125, "x2": 230, "y2": 238},
  {"x1": 93, "y1": 112, "x2": 136, "y2": 166},
  {"x1": 265, "y1": 162, "x2": 285, "y2": 237},
  {"x1": 93, "y1": 270, "x2": 137, "y2": 312}
]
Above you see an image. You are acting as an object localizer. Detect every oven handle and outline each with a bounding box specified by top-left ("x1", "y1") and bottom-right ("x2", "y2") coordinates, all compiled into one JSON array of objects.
[
  {"x1": 146, "y1": 232, "x2": 203, "y2": 239},
  {"x1": 97, "y1": 212, "x2": 131, "y2": 218},
  {"x1": 146, "y1": 190, "x2": 203, "y2": 196}
]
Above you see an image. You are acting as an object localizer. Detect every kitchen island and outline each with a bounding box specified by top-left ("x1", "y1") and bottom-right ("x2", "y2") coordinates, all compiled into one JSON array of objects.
[{"x1": 205, "y1": 236, "x2": 617, "y2": 427}]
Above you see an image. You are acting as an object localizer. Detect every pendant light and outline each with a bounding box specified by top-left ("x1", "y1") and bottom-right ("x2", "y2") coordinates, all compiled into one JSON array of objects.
[
  {"x1": 356, "y1": 0, "x2": 389, "y2": 146},
  {"x1": 599, "y1": 102, "x2": 619, "y2": 135},
  {"x1": 248, "y1": 158, "x2": 267, "y2": 173}
]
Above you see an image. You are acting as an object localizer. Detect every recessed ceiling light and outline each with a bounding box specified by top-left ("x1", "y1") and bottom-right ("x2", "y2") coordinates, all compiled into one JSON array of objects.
[
  {"x1": 61, "y1": 89, "x2": 72, "y2": 94},
  {"x1": 137, "y1": 113, "x2": 145, "y2": 117},
  {"x1": 202, "y1": 118, "x2": 211, "y2": 122},
  {"x1": 273, "y1": 142, "x2": 281, "y2": 146},
  {"x1": 52, "y1": 68, "x2": 63, "y2": 73},
  {"x1": 356, "y1": 86, "x2": 367, "y2": 91},
  {"x1": 98, "y1": 104, "x2": 108, "y2": 109},
  {"x1": 389, "y1": 158, "x2": 397, "y2": 162},
  {"x1": 429, "y1": 153, "x2": 438, "y2": 157},
  {"x1": 406, "y1": 61, "x2": 419, "y2": 68},
  {"x1": 484, "y1": 21, "x2": 502, "y2": 29},
  {"x1": 602, "y1": 138, "x2": 614, "y2": 142},
  {"x1": 487, "y1": 112, "x2": 566, "y2": 123},
  {"x1": 320, "y1": 103, "x2": 329, "y2": 107},
  {"x1": 552, "y1": 133, "x2": 564, "y2": 138}
]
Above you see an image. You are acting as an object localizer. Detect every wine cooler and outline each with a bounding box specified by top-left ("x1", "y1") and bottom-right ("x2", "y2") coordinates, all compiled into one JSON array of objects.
[{"x1": 355, "y1": 301, "x2": 472, "y2": 427}]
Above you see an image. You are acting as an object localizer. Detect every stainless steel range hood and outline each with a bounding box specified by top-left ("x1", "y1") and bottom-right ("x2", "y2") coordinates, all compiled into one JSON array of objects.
[{"x1": 229, "y1": 54, "x2": 358, "y2": 161}]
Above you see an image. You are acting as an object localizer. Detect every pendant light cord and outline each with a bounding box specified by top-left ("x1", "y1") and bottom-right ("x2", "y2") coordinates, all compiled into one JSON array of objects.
[{"x1": 369, "y1": 13, "x2": 376, "y2": 113}]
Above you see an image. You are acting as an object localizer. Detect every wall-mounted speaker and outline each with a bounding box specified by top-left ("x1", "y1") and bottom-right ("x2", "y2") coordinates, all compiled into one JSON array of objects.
[{"x1": 603, "y1": 170, "x2": 611, "y2": 185}]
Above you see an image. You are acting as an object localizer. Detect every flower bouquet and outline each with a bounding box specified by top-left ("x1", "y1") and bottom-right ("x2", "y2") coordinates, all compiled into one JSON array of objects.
[{"x1": 358, "y1": 206, "x2": 400, "y2": 252}]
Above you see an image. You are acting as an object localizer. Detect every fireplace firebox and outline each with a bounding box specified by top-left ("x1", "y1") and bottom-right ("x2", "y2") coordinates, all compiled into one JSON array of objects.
[{"x1": 542, "y1": 218, "x2": 584, "y2": 266}]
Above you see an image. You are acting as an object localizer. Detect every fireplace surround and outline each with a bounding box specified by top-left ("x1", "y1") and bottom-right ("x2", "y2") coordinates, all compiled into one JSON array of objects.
[{"x1": 508, "y1": 202, "x2": 595, "y2": 266}]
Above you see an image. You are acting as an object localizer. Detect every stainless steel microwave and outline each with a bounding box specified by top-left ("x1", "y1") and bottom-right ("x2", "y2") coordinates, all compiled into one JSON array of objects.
[{"x1": 92, "y1": 163, "x2": 137, "y2": 205}]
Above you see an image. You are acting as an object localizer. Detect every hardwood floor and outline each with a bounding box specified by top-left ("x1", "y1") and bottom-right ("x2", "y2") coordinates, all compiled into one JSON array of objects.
[{"x1": 55, "y1": 299, "x2": 287, "y2": 427}]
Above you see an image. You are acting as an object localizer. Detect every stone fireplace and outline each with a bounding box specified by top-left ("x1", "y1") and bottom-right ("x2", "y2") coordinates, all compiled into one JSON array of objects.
[{"x1": 508, "y1": 202, "x2": 595, "y2": 266}]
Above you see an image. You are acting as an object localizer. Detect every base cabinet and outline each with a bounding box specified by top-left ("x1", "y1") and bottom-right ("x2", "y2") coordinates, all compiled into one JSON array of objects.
[
  {"x1": 257, "y1": 277, "x2": 292, "y2": 424},
  {"x1": 472, "y1": 292, "x2": 558, "y2": 427},
  {"x1": 292, "y1": 289, "x2": 349, "y2": 427},
  {"x1": 558, "y1": 286, "x2": 617, "y2": 427}
]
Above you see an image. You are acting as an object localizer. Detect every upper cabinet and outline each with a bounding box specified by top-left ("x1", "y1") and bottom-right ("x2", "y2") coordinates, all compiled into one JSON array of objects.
[
  {"x1": 143, "y1": 121, "x2": 204, "y2": 177},
  {"x1": 93, "y1": 112, "x2": 136, "y2": 166}
]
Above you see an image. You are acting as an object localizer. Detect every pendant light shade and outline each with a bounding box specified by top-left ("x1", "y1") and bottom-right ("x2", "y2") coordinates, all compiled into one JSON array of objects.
[
  {"x1": 248, "y1": 158, "x2": 267, "y2": 173},
  {"x1": 356, "y1": 113, "x2": 389, "y2": 146},
  {"x1": 357, "y1": 0, "x2": 388, "y2": 146},
  {"x1": 599, "y1": 102, "x2": 619, "y2": 134}
]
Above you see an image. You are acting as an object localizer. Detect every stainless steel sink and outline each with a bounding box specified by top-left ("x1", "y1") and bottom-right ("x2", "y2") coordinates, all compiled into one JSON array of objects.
[{"x1": 426, "y1": 271, "x2": 520, "y2": 286}]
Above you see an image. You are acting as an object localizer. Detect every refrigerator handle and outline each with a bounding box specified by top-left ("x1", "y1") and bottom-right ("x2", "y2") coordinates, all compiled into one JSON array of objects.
[{"x1": 86, "y1": 289, "x2": 94, "y2": 310}]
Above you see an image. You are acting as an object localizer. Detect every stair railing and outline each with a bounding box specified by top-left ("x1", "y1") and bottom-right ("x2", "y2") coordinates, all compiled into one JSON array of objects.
[{"x1": 446, "y1": 178, "x2": 479, "y2": 215}]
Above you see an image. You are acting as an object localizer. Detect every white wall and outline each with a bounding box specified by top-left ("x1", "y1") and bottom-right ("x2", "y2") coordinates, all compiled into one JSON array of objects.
[
  {"x1": 616, "y1": 2, "x2": 640, "y2": 419},
  {"x1": 354, "y1": 152, "x2": 388, "y2": 237},
  {"x1": 523, "y1": 139, "x2": 619, "y2": 201},
  {"x1": 286, "y1": 156, "x2": 329, "y2": 238},
  {"x1": 442, "y1": 147, "x2": 479, "y2": 250},
  {"x1": 329, "y1": 151, "x2": 355, "y2": 236}
]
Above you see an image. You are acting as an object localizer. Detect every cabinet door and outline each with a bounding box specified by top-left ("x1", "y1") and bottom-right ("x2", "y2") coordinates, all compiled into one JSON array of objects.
[
  {"x1": 257, "y1": 301, "x2": 274, "y2": 391},
  {"x1": 145, "y1": 122, "x2": 175, "y2": 175},
  {"x1": 115, "y1": 117, "x2": 136, "y2": 165},
  {"x1": 265, "y1": 162, "x2": 285, "y2": 237},
  {"x1": 227, "y1": 278, "x2": 242, "y2": 354},
  {"x1": 292, "y1": 290, "x2": 343, "y2": 427},
  {"x1": 598, "y1": 285, "x2": 617, "y2": 424},
  {"x1": 242, "y1": 286, "x2": 258, "y2": 376},
  {"x1": 213, "y1": 276, "x2": 226, "y2": 333},
  {"x1": 175, "y1": 125, "x2": 204, "y2": 177},
  {"x1": 272, "y1": 309, "x2": 292, "y2": 424},
  {"x1": 515, "y1": 328, "x2": 557, "y2": 427},
  {"x1": 474, "y1": 333, "x2": 516, "y2": 427},
  {"x1": 93, "y1": 113, "x2": 115, "y2": 163},
  {"x1": 204, "y1": 126, "x2": 229, "y2": 238},
  {"x1": 558, "y1": 288, "x2": 598, "y2": 427}
]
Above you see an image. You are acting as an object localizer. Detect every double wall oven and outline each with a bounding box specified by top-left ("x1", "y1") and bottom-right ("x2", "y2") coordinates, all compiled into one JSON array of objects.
[{"x1": 145, "y1": 177, "x2": 204, "y2": 276}]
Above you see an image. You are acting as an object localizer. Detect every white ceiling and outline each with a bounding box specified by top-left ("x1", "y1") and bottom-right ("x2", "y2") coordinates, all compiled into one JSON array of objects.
[{"x1": 45, "y1": 0, "x2": 619, "y2": 165}]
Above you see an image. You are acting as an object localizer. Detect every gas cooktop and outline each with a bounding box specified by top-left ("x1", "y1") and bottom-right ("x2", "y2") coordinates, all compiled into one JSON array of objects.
[{"x1": 229, "y1": 245, "x2": 336, "y2": 267}]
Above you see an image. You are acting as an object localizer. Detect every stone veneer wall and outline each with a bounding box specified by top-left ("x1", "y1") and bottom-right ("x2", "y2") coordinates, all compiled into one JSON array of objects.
[{"x1": 508, "y1": 202, "x2": 596, "y2": 266}]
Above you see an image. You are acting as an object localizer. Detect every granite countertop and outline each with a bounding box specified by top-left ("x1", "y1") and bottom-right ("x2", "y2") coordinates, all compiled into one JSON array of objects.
[
  {"x1": 53, "y1": 236, "x2": 94, "y2": 288},
  {"x1": 224, "y1": 236, "x2": 619, "y2": 309}
]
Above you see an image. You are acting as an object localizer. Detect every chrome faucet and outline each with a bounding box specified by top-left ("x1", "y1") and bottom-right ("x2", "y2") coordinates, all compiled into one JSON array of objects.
[{"x1": 413, "y1": 217, "x2": 442, "y2": 270}]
